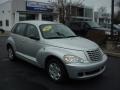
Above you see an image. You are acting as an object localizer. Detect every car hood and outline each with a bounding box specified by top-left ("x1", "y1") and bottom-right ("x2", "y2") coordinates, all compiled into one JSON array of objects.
[
  {"x1": 92, "y1": 27, "x2": 110, "y2": 31},
  {"x1": 44, "y1": 37, "x2": 99, "y2": 51}
]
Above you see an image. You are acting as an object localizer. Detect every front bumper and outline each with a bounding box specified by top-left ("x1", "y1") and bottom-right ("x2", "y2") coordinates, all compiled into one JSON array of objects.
[{"x1": 65, "y1": 55, "x2": 107, "y2": 79}]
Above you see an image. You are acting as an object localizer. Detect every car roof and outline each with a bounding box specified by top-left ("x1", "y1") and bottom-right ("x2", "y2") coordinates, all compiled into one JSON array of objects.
[
  {"x1": 19, "y1": 20, "x2": 59, "y2": 26},
  {"x1": 68, "y1": 21, "x2": 92, "y2": 23}
]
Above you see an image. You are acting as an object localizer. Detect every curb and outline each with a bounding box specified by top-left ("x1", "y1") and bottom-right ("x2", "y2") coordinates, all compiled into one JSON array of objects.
[{"x1": 105, "y1": 51, "x2": 120, "y2": 58}]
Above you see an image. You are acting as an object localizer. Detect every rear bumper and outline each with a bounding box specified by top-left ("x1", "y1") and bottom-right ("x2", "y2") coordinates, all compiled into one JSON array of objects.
[{"x1": 65, "y1": 54, "x2": 107, "y2": 79}]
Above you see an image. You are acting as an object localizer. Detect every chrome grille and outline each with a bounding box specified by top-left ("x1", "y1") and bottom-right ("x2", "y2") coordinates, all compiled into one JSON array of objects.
[{"x1": 87, "y1": 49, "x2": 102, "y2": 61}]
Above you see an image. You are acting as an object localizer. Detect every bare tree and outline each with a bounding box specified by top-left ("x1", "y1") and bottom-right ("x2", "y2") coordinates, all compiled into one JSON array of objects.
[
  {"x1": 98, "y1": 7, "x2": 107, "y2": 14},
  {"x1": 49, "y1": 0, "x2": 84, "y2": 23}
]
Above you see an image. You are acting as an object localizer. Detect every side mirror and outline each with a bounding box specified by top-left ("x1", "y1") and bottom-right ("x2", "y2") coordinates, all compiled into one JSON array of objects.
[{"x1": 0, "y1": 29, "x2": 5, "y2": 33}]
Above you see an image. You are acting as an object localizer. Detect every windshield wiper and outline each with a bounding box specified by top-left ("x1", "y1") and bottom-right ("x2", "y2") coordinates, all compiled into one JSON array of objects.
[
  {"x1": 46, "y1": 37, "x2": 65, "y2": 39},
  {"x1": 46, "y1": 36, "x2": 78, "y2": 39},
  {"x1": 66, "y1": 36, "x2": 78, "y2": 38},
  {"x1": 56, "y1": 32, "x2": 65, "y2": 37}
]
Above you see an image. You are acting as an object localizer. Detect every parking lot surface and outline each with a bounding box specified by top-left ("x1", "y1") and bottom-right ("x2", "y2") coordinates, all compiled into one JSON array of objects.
[{"x1": 0, "y1": 36, "x2": 120, "y2": 90}]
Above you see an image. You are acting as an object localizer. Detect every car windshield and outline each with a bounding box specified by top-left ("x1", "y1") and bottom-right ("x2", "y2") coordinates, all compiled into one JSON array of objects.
[
  {"x1": 39, "y1": 24, "x2": 77, "y2": 39},
  {"x1": 107, "y1": 24, "x2": 120, "y2": 30},
  {"x1": 87, "y1": 21, "x2": 100, "y2": 28},
  {"x1": 114, "y1": 25, "x2": 120, "y2": 29}
]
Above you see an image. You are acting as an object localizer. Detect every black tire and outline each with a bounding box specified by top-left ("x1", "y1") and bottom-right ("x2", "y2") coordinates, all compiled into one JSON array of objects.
[
  {"x1": 7, "y1": 46, "x2": 16, "y2": 61},
  {"x1": 46, "y1": 58, "x2": 68, "y2": 83}
]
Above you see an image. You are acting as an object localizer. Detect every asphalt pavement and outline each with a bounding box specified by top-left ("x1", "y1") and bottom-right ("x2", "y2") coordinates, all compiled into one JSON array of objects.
[{"x1": 0, "y1": 36, "x2": 120, "y2": 90}]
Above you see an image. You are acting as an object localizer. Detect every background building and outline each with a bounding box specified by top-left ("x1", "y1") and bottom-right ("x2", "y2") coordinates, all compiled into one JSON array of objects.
[
  {"x1": 71, "y1": 6, "x2": 94, "y2": 21},
  {"x1": 0, "y1": 1, "x2": 12, "y2": 31},
  {"x1": 64, "y1": 5, "x2": 94, "y2": 23},
  {"x1": 94, "y1": 11, "x2": 111, "y2": 28},
  {"x1": 0, "y1": 0, "x2": 94, "y2": 31},
  {"x1": 0, "y1": 0, "x2": 59, "y2": 31}
]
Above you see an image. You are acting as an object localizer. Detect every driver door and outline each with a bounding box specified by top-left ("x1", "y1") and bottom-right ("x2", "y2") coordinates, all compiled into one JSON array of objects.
[{"x1": 22, "y1": 24, "x2": 41, "y2": 62}]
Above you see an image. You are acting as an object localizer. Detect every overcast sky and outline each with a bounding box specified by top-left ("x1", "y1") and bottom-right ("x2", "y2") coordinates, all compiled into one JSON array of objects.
[
  {"x1": 84, "y1": 0, "x2": 111, "y2": 12},
  {"x1": 0, "y1": 0, "x2": 111, "y2": 13}
]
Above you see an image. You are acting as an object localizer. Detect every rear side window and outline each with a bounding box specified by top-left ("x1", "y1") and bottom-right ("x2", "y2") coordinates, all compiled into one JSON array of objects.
[{"x1": 12, "y1": 23, "x2": 27, "y2": 36}]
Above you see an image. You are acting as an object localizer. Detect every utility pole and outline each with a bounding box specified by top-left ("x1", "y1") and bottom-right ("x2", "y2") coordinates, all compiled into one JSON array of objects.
[
  {"x1": 111, "y1": 0, "x2": 114, "y2": 40},
  {"x1": 70, "y1": 0, "x2": 72, "y2": 15},
  {"x1": 106, "y1": 0, "x2": 115, "y2": 51},
  {"x1": 69, "y1": 0, "x2": 72, "y2": 21}
]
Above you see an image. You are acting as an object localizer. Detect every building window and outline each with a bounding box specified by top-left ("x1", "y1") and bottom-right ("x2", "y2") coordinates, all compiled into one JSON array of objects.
[
  {"x1": 0, "y1": 21, "x2": 2, "y2": 26},
  {"x1": 42, "y1": 14, "x2": 53, "y2": 21},
  {"x1": 19, "y1": 13, "x2": 36, "y2": 21},
  {"x1": 6, "y1": 20, "x2": 9, "y2": 26},
  {"x1": 2, "y1": 10, "x2": 4, "y2": 13}
]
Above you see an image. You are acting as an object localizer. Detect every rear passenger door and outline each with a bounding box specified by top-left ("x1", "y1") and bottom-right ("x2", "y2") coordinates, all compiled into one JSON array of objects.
[{"x1": 12, "y1": 23, "x2": 27, "y2": 53}]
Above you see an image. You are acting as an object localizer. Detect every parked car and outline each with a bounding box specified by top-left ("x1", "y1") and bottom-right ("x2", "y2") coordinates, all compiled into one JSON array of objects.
[
  {"x1": 66, "y1": 21, "x2": 109, "y2": 44},
  {"x1": 105, "y1": 24, "x2": 120, "y2": 35},
  {"x1": 6, "y1": 21, "x2": 107, "y2": 82},
  {"x1": 66, "y1": 21, "x2": 108, "y2": 35},
  {"x1": 105, "y1": 24, "x2": 120, "y2": 41}
]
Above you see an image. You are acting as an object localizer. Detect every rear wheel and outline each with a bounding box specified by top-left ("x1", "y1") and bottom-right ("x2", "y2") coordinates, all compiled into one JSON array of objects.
[
  {"x1": 46, "y1": 58, "x2": 68, "y2": 83},
  {"x1": 7, "y1": 46, "x2": 16, "y2": 61}
]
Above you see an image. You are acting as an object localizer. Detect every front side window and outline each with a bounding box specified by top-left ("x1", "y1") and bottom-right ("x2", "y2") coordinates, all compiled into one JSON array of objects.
[
  {"x1": 40, "y1": 24, "x2": 77, "y2": 39},
  {"x1": 13, "y1": 23, "x2": 27, "y2": 36},
  {"x1": 25, "y1": 24, "x2": 39, "y2": 39}
]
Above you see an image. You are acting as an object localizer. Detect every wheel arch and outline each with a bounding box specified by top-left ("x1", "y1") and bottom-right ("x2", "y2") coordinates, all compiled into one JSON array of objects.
[
  {"x1": 7, "y1": 43, "x2": 12, "y2": 49},
  {"x1": 6, "y1": 36, "x2": 16, "y2": 52},
  {"x1": 45, "y1": 55, "x2": 61, "y2": 67}
]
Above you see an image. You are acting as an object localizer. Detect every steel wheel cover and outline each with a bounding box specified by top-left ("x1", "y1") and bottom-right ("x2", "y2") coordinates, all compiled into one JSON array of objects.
[{"x1": 48, "y1": 63, "x2": 61, "y2": 80}]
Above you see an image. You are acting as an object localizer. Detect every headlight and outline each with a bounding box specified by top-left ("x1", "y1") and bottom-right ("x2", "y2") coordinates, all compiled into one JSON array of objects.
[
  {"x1": 105, "y1": 31, "x2": 111, "y2": 35},
  {"x1": 64, "y1": 55, "x2": 89, "y2": 64}
]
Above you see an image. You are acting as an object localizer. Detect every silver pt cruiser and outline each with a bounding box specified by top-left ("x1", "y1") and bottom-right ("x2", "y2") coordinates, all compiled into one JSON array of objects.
[{"x1": 6, "y1": 21, "x2": 107, "y2": 82}]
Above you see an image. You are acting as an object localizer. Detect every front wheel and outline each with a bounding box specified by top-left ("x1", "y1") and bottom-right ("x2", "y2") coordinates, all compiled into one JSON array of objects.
[{"x1": 46, "y1": 59, "x2": 68, "y2": 83}]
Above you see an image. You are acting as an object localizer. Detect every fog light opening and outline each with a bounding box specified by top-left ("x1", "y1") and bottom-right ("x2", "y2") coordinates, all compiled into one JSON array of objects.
[{"x1": 78, "y1": 73, "x2": 84, "y2": 77}]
